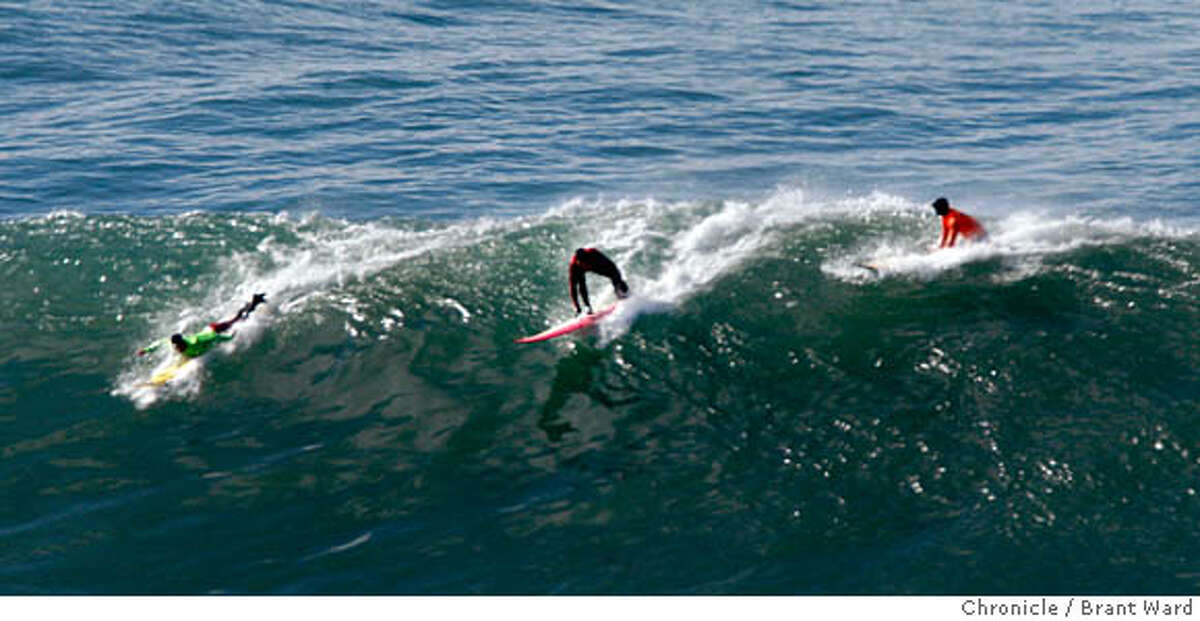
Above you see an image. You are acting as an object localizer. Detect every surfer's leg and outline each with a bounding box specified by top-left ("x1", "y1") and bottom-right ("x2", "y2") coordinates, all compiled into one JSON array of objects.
[
  {"x1": 214, "y1": 294, "x2": 266, "y2": 332},
  {"x1": 210, "y1": 308, "x2": 248, "y2": 333},
  {"x1": 236, "y1": 294, "x2": 266, "y2": 320}
]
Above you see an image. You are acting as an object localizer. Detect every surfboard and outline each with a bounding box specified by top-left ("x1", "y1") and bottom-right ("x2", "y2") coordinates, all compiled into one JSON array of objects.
[
  {"x1": 515, "y1": 302, "x2": 618, "y2": 344},
  {"x1": 854, "y1": 259, "x2": 901, "y2": 276},
  {"x1": 141, "y1": 357, "x2": 194, "y2": 387},
  {"x1": 854, "y1": 261, "x2": 883, "y2": 274}
]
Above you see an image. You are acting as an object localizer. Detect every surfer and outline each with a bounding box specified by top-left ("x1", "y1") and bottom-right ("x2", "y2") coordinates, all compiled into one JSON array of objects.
[
  {"x1": 932, "y1": 197, "x2": 987, "y2": 248},
  {"x1": 137, "y1": 293, "x2": 266, "y2": 358},
  {"x1": 569, "y1": 247, "x2": 629, "y2": 315}
]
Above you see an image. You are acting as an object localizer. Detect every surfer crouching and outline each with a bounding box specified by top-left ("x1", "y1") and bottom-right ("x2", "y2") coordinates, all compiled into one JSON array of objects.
[
  {"x1": 932, "y1": 197, "x2": 987, "y2": 248},
  {"x1": 137, "y1": 293, "x2": 266, "y2": 359},
  {"x1": 569, "y1": 248, "x2": 628, "y2": 315}
]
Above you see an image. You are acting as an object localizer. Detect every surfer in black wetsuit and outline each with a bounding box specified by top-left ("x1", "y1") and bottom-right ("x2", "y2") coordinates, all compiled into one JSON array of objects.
[{"x1": 569, "y1": 247, "x2": 629, "y2": 315}]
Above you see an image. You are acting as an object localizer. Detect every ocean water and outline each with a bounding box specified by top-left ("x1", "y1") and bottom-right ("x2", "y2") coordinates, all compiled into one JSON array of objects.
[{"x1": 1, "y1": 0, "x2": 1197, "y2": 594}]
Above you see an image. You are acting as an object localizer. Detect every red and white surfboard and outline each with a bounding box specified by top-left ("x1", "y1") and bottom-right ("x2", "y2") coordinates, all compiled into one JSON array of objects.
[{"x1": 514, "y1": 302, "x2": 618, "y2": 344}]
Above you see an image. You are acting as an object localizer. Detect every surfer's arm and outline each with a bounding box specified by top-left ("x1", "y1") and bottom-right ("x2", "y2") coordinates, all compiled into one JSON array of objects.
[
  {"x1": 576, "y1": 277, "x2": 591, "y2": 314},
  {"x1": 569, "y1": 265, "x2": 591, "y2": 314},
  {"x1": 939, "y1": 217, "x2": 954, "y2": 248},
  {"x1": 137, "y1": 339, "x2": 165, "y2": 356},
  {"x1": 569, "y1": 271, "x2": 581, "y2": 313}
]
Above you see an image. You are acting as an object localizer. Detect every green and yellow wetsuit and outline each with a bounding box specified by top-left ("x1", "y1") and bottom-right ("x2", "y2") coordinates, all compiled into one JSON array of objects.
[
  {"x1": 137, "y1": 294, "x2": 266, "y2": 361},
  {"x1": 142, "y1": 328, "x2": 234, "y2": 359}
]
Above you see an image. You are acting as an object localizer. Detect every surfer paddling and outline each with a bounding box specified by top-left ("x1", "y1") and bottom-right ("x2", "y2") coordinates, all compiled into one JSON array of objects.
[
  {"x1": 137, "y1": 293, "x2": 266, "y2": 359},
  {"x1": 569, "y1": 248, "x2": 629, "y2": 315},
  {"x1": 932, "y1": 197, "x2": 987, "y2": 248}
]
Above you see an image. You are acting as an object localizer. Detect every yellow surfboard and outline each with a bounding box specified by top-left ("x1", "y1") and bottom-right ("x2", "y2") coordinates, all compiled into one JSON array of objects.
[{"x1": 143, "y1": 358, "x2": 194, "y2": 387}]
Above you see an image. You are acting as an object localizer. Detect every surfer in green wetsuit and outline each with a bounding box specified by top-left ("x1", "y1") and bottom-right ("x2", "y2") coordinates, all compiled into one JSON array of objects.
[{"x1": 137, "y1": 293, "x2": 266, "y2": 358}]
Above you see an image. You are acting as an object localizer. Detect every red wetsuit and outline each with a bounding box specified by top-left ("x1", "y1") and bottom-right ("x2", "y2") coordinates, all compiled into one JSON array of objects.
[
  {"x1": 939, "y1": 208, "x2": 986, "y2": 248},
  {"x1": 569, "y1": 248, "x2": 627, "y2": 314}
]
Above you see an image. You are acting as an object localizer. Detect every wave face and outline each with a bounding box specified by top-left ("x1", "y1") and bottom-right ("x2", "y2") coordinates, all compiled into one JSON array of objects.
[
  {"x1": 2, "y1": 192, "x2": 1197, "y2": 593},
  {"x1": 3, "y1": 0, "x2": 1199, "y2": 596}
]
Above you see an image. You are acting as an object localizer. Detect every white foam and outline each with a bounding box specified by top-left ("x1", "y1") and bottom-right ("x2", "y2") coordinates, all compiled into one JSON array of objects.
[
  {"x1": 114, "y1": 191, "x2": 1197, "y2": 396},
  {"x1": 581, "y1": 187, "x2": 900, "y2": 341},
  {"x1": 574, "y1": 190, "x2": 1196, "y2": 340},
  {"x1": 111, "y1": 354, "x2": 206, "y2": 410},
  {"x1": 115, "y1": 213, "x2": 511, "y2": 405},
  {"x1": 598, "y1": 295, "x2": 674, "y2": 344},
  {"x1": 439, "y1": 298, "x2": 472, "y2": 324},
  {"x1": 823, "y1": 207, "x2": 1198, "y2": 283}
]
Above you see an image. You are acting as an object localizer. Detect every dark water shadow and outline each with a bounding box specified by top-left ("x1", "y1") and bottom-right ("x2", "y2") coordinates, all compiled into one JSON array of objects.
[{"x1": 537, "y1": 345, "x2": 617, "y2": 442}]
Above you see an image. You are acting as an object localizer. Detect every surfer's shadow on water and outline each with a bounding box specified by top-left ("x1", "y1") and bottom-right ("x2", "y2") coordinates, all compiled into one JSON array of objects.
[
  {"x1": 518, "y1": 295, "x2": 670, "y2": 442},
  {"x1": 537, "y1": 346, "x2": 606, "y2": 442},
  {"x1": 536, "y1": 343, "x2": 641, "y2": 442}
]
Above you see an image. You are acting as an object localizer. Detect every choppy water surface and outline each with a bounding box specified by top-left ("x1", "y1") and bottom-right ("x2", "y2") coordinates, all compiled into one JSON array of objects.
[{"x1": 1, "y1": 1, "x2": 1197, "y2": 594}]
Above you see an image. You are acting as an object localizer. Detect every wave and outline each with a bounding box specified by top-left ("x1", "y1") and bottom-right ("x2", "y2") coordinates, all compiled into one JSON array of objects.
[
  {"x1": 2, "y1": 188, "x2": 1195, "y2": 412},
  {"x1": 90, "y1": 190, "x2": 1197, "y2": 404},
  {"x1": 3, "y1": 189, "x2": 1198, "y2": 594}
]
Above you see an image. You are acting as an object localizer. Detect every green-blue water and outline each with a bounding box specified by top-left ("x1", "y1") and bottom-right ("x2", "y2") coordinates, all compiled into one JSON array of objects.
[{"x1": 1, "y1": 0, "x2": 1197, "y2": 594}]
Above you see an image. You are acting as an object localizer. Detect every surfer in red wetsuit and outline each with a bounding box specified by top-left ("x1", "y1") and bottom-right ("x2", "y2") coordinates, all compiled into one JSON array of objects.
[
  {"x1": 932, "y1": 197, "x2": 987, "y2": 248},
  {"x1": 569, "y1": 248, "x2": 629, "y2": 315}
]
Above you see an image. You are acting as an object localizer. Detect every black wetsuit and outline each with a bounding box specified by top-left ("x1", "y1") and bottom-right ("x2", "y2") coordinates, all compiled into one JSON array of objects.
[{"x1": 569, "y1": 248, "x2": 627, "y2": 314}]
